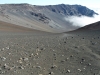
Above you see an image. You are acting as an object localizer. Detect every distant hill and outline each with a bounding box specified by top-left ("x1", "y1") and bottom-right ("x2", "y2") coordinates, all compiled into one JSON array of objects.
[
  {"x1": 0, "y1": 3, "x2": 98, "y2": 33},
  {"x1": 73, "y1": 21, "x2": 100, "y2": 32}
]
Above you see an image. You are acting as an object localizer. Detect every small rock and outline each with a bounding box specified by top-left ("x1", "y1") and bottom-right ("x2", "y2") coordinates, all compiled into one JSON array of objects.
[
  {"x1": 75, "y1": 46, "x2": 79, "y2": 48},
  {"x1": 36, "y1": 66, "x2": 41, "y2": 69},
  {"x1": 19, "y1": 57, "x2": 23, "y2": 60},
  {"x1": 23, "y1": 57, "x2": 28, "y2": 61},
  {"x1": 80, "y1": 62, "x2": 83, "y2": 64},
  {"x1": 1, "y1": 57, "x2": 6, "y2": 61},
  {"x1": 19, "y1": 66, "x2": 24, "y2": 69},
  {"x1": 40, "y1": 48, "x2": 44, "y2": 50},
  {"x1": 8, "y1": 67, "x2": 13, "y2": 71},
  {"x1": 31, "y1": 53, "x2": 34, "y2": 56},
  {"x1": 53, "y1": 53, "x2": 57, "y2": 56},
  {"x1": 6, "y1": 46, "x2": 10, "y2": 50},
  {"x1": 61, "y1": 60, "x2": 65, "y2": 62},
  {"x1": 92, "y1": 42, "x2": 97, "y2": 45},
  {"x1": 88, "y1": 63, "x2": 91, "y2": 66},
  {"x1": 77, "y1": 69, "x2": 81, "y2": 72},
  {"x1": 82, "y1": 58, "x2": 85, "y2": 62},
  {"x1": 64, "y1": 41, "x2": 66, "y2": 43},
  {"x1": 2, "y1": 48, "x2": 4, "y2": 51},
  {"x1": 70, "y1": 55, "x2": 73, "y2": 57},
  {"x1": 18, "y1": 60, "x2": 23, "y2": 64},
  {"x1": 82, "y1": 37, "x2": 85, "y2": 39},
  {"x1": 8, "y1": 53, "x2": 11, "y2": 55},
  {"x1": 62, "y1": 55, "x2": 64, "y2": 56},
  {"x1": 4, "y1": 64, "x2": 9, "y2": 69},
  {"x1": 67, "y1": 70, "x2": 71, "y2": 73},
  {"x1": 36, "y1": 53, "x2": 39, "y2": 55},
  {"x1": 83, "y1": 67, "x2": 86, "y2": 70},
  {"x1": 49, "y1": 72, "x2": 54, "y2": 75},
  {"x1": 66, "y1": 58, "x2": 69, "y2": 60},
  {"x1": 51, "y1": 65, "x2": 57, "y2": 69}
]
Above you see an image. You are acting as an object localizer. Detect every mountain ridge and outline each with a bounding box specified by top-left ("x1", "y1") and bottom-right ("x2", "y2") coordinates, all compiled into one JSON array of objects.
[
  {"x1": 0, "y1": 3, "x2": 98, "y2": 33},
  {"x1": 42, "y1": 4, "x2": 98, "y2": 16}
]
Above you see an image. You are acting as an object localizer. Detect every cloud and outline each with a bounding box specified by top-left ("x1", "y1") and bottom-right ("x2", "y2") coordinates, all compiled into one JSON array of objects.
[{"x1": 65, "y1": 8, "x2": 100, "y2": 27}]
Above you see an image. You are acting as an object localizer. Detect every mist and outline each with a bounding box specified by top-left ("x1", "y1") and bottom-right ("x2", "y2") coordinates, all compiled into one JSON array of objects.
[{"x1": 65, "y1": 9, "x2": 100, "y2": 27}]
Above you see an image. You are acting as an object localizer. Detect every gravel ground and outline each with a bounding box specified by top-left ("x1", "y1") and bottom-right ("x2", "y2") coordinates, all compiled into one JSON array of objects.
[{"x1": 0, "y1": 31, "x2": 100, "y2": 75}]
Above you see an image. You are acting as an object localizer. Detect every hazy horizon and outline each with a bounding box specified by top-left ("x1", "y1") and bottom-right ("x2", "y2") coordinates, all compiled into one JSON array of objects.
[{"x1": 0, "y1": 0, "x2": 100, "y2": 8}]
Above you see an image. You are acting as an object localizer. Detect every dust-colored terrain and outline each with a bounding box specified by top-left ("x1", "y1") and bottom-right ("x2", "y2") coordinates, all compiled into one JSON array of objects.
[
  {"x1": 0, "y1": 3, "x2": 100, "y2": 75},
  {"x1": 0, "y1": 24, "x2": 100, "y2": 75},
  {"x1": 0, "y1": 4, "x2": 98, "y2": 32},
  {"x1": 0, "y1": 21, "x2": 37, "y2": 32}
]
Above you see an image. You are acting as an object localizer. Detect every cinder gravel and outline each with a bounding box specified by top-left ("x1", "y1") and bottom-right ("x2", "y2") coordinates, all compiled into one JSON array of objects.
[{"x1": 0, "y1": 31, "x2": 100, "y2": 75}]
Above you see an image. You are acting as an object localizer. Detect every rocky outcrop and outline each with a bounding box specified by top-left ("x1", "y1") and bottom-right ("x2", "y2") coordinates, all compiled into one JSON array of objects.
[{"x1": 45, "y1": 4, "x2": 98, "y2": 17}]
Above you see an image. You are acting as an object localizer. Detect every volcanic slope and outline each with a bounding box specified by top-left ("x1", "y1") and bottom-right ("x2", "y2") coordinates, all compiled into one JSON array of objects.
[
  {"x1": 0, "y1": 4, "x2": 98, "y2": 32},
  {"x1": 0, "y1": 21, "x2": 100, "y2": 75}
]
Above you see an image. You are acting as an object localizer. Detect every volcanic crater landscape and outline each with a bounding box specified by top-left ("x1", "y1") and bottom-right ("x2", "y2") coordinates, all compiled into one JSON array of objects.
[{"x1": 0, "y1": 3, "x2": 100, "y2": 75}]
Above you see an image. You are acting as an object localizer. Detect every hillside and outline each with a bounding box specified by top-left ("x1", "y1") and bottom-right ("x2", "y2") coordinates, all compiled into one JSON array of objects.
[
  {"x1": 0, "y1": 3, "x2": 98, "y2": 32},
  {"x1": 75, "y1": 21, "x2": 100, "y2": 31},
  {"x1": 0, "y1": 21, "x2": 34, "y2": 32}
]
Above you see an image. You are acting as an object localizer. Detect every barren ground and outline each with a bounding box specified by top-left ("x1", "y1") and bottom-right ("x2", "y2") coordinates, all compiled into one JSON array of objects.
[{"x1": 0, "y1": 30, "x2": 100, "y2": 75}]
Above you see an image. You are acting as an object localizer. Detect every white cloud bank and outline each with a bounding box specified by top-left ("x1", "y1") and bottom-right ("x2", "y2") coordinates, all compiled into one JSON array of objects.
[{"x1": 65, "y1": 8, "x2": 100, "y2": 27}]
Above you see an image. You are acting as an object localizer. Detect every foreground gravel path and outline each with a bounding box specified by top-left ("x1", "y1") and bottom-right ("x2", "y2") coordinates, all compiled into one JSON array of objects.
[{"x1": 0, "y1": 31, "x2": 100, "y2": 75}]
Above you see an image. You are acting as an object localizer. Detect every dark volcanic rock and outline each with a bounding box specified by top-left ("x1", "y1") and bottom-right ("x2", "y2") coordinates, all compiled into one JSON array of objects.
[
  {"x1": 45, "y1": 4, "x2": 98, "y2": 17},
  {"x1": 30, "y1": 12, "x2": 50, "y2": 23}
]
